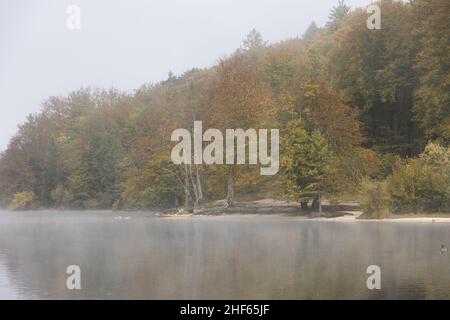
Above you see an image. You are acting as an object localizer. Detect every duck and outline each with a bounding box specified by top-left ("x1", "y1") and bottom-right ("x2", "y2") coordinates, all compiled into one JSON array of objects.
[{"x1": 441, "y1": 245, "x2": 448, "y2": 253}]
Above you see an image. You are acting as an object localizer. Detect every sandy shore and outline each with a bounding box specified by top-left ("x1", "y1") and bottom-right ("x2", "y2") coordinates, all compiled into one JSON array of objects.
[
  {"x1": 364, "y1": 217, "x2": 450, "y2": 223},
  {"x1": 158, "y1": 211, "x2": 450, "y2": 223},
  {"x1": 291, "y1": 209, "x2": 450, "y2": 223},
  {"x1": 8, "y1": 198, "x2": 446, "y2": 223}
]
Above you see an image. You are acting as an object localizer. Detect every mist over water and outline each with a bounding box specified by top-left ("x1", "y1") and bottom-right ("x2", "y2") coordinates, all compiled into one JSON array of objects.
[{"x1": 0, "y1": 210, "x2": 449, "y2": 299}]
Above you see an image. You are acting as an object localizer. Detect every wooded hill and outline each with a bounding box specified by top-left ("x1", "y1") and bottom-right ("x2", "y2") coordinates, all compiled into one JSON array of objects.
[{"x1": 1, "y1": 0, "x2": 449, "y2": 214}]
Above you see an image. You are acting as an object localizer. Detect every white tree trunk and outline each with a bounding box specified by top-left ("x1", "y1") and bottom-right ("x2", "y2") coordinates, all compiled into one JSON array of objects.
[
  {"x1": 196, "y1": 165, "x2": 203, "y2": 201},
  {"x1": 224, "y1": 166, "x2": 234, "y2": 208},
  {"x1": 188, "y1": 164, "x2": 199, "y2": 207}
]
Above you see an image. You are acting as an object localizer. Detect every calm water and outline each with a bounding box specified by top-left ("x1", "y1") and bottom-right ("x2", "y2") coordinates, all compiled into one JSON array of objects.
[{"x1": 0, "y1": 210, "x2": 449, "y2": 299}]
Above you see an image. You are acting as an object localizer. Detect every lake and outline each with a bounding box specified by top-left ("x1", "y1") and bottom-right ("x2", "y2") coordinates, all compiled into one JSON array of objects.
[{"x1": 0, "y1": 210, "x2": 449, "y2": 299}]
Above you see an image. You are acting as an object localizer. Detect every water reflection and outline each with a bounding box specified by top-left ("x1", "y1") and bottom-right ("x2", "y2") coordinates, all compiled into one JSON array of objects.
[{"x1": 0, "y1": 210, "x2": 449, "y2": 299}]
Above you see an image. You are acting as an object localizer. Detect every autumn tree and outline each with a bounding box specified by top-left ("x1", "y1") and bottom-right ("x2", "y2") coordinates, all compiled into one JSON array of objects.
[
  {"x1": 412, "y1": 0, "x2": 450, "y2": 144},
  {"x1": 208, "y1": 45, "x2": 270, "y2": 207}
]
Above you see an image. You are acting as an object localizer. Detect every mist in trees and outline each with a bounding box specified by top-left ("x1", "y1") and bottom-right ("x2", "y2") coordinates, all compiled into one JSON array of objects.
[{"x1": 0, "y1": 0, "x2": 448, "y2": 214}]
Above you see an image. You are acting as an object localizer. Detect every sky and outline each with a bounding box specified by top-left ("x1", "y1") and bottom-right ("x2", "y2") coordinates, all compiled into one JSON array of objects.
[{"x1": 0, "y1": 0, "x2": 371, "y2": 151}]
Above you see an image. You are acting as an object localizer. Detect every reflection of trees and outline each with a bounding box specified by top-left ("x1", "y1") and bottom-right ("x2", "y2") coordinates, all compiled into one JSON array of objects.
[{"x1": 0, "y1": 212, "x2": 449, "y2": 299}]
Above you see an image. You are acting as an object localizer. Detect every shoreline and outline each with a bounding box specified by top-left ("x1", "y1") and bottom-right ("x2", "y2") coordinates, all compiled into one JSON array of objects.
[
  {"x1": 156, "y1": 211, "x2": 450, "y2": 223},
  {"x1": 2, "y1": 207, "x2": 450, "y2": 223}
]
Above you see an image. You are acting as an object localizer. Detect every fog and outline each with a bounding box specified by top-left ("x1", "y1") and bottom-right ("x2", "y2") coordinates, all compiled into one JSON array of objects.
[
  {"x1": 2, "y1": 211, "x2": 450, "y2": 299},
  {"x1": 0, "y1": 0, "x2": 370, "y2": 151}
]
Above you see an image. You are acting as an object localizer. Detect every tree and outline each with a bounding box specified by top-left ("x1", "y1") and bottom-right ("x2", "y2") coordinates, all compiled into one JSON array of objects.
[
  {"x1": 209, "y1": 52, "x2": 269, "y2": 207},
  {"x1": 302, "y1": 22, "x2": 320, "y2": 41},
  {"x1": 413, "y1": 0, "x2": 450, "y2": 144},
  {"x1": 282, "y1": 119, "x2": 330, "y2": 211},
  {"x1": 242, "y1": 28, "x2": 266, "y2": 51},
  {"x1": 326, "y1": 0, "x2": 350, "y2": 31}
]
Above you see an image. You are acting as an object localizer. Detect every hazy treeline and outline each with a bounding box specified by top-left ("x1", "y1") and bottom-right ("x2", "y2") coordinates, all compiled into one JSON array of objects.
[{"x1": 0, "y1": 0, "x2": 448, "y2": 213}]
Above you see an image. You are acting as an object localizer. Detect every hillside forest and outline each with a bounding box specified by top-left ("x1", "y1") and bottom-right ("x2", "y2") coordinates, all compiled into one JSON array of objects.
[{"x1": 1, "y1": 0, "x2": 449, "y2": 217}]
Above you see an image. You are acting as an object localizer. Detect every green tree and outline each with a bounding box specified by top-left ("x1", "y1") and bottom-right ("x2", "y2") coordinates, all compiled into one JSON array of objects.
[
  {"x1": 282, "y1": 119, "x2": 331, "y2": 210},
  {"x1": 330, "y1": 1, "x2": 421, "y2": 155},
  {"x1": 302, "y1": 22, "x2": 320, "y2": 41},
  {"x1": 413, "y1": 0, "x2": 450, "y2": 144},
  {"x1": 326, "y1": 0, "x2": 350, "y2": 31}
]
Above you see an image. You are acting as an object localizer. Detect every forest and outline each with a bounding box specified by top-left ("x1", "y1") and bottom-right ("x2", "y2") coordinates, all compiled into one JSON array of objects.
[{"x1": 0, "y1": 0, "x2": 449, "y2": 217}]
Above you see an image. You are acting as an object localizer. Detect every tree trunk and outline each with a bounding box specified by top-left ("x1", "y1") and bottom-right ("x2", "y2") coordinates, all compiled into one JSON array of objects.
[
  {"x1": 224, "y1": 166, "x2": 234, "y2": 208},
  {"x1": 188, "y1": 164, "x2": 199, "y2": 208},
  {"x1": 312, "y1": 198, "x2": 319, "y2": 210},
  {"x1": 318, "y1": 192, "x2": 322, "y2": 214},
  {"x1": 196, "y1": 165, "x2": 203, "y2": 202},
  {"x1": 184, "y1": 164, "x2": 194, "y2": 212},
  {"x1": 312, "y1": 193, "x2": 322, "y2": 215},
  {"x1": 301, "y1": 201, "x2": 309, "y2": 210}
]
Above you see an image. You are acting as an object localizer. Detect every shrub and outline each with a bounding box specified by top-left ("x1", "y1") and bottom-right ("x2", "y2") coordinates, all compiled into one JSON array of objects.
[
  {"x1": 9, "y1": 191, "x2": 36, "y2": 210},
  {"x1": 387, "y1": 143, "x2": 450, "y2": 213},
  {"x1": 419, "y1": 142, "x2": 450, "y2": 167},
  {"x1": 358, "y1": 179, "x2": 391, "y2": 219}
]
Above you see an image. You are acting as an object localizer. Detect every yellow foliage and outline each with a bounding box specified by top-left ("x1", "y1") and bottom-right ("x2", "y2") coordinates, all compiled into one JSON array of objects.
[{"x1": 9, "y1": 191, "x2": 36, "y2": 210}]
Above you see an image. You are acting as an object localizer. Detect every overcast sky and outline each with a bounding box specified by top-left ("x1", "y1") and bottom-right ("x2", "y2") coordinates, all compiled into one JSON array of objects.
[{"x1": 0, "y1": 0, "x2": 371, "y2": 151}]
